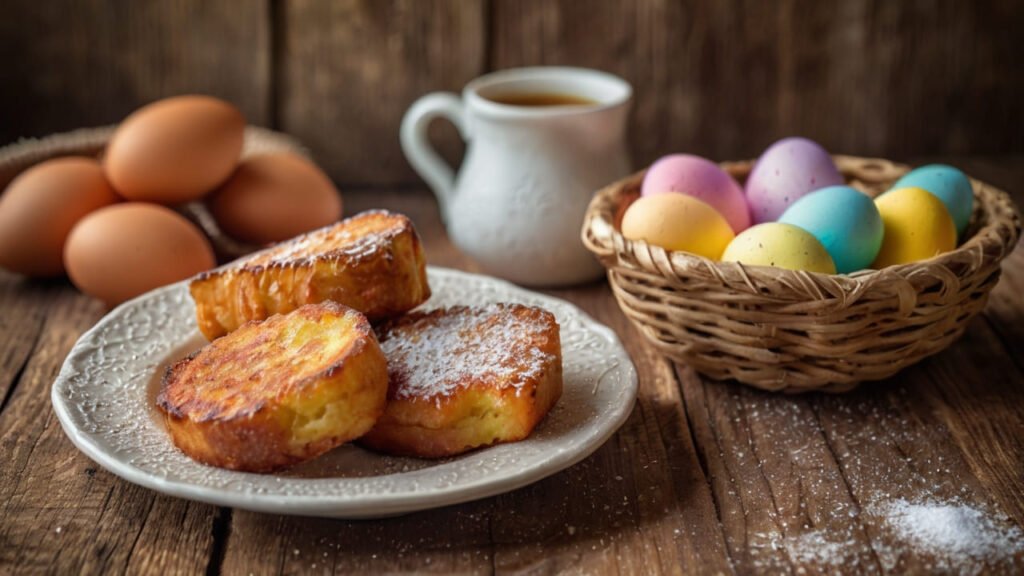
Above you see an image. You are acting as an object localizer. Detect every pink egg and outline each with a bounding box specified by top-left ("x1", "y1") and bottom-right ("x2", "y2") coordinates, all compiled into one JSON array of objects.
[
  {"x1": 641, "y1": 154, "x2": 750, "y2": 233},
  {"x1": 745, "y1": 137, "x2": 844, "y2": 224}
]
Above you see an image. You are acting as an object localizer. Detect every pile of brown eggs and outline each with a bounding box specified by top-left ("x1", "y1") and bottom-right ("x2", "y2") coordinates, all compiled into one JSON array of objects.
[{"x1": 0, "y1": 95, "x2": 343, "y2": 306}]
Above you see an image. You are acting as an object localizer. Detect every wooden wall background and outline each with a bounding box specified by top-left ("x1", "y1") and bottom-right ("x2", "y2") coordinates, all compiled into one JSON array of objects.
[{"x1": 1, "y1": 0, "x2": 1021, "y2": 188}]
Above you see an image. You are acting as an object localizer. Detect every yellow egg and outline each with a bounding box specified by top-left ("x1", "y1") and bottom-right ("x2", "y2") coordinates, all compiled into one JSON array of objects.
[
  {"x1": 620, "y1": 194, "x2": 734, "y2": 259},
  {"x1": 872, "y1": 186, "x2": 956, "y2": 268},
  {"x1": 721, "y1": 223, "x2": 836, "y2": 273}
]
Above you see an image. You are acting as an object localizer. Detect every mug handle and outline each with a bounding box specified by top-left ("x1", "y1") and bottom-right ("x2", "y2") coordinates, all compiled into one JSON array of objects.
[{"x1": 400, "y1": 92, "x2": 467, "y2": 218}]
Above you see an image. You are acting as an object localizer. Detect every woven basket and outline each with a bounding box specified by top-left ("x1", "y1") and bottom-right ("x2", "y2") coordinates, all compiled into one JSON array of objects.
[
  {"x1": 582, "y1": 155, "x2": 1021, "y2": 393},
  {"x1": 0, "y1": 125, "x2": 307, "y2": 261}
]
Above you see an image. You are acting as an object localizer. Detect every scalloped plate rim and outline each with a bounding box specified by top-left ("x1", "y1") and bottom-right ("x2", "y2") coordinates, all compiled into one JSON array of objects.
[{"x1": 51, "y1": 266, "x2": 638, "y2": 518}]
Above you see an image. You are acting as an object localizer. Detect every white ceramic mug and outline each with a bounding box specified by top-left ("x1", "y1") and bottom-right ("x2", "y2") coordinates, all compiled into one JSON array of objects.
[{"x1": 401, "y1": 67, "x2": 632, "y2": 286}]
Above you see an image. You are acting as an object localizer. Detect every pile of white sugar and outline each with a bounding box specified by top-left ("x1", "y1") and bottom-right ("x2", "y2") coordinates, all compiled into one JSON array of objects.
[
  {"x1": 874, "y1": 498, "x2": 1024, "y2": 572},
  {"x1": 771, "y1": 498, "x2": 1024, "y2": 574}
]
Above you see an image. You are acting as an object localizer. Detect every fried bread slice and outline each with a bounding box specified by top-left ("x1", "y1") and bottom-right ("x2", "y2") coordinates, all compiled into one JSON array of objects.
[
  {"x1": 190, "y1": 210, "x2": 430, "y2": 340},
  {"x1": 359, "y1": 304, "x2": 562, "y2": 458},
  {"x1": 157, "y1": 301, "x2": 388, "y2": 472}
]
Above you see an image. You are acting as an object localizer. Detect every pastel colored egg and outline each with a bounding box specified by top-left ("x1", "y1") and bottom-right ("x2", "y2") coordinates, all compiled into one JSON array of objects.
[
  {"x1": 641, "y1": 154, "x2": 750, "y2": 233},
  {"x1": 892, "y1": 164, "x2": 974, "y2": 236},
  {"x1": 779, "y1": 185, "x2": 883, "y2": 274},
  {"x1": 721, "y1": 222, "x2": 836, "y2": 274},
  {"x1": 745, "y1": 137, "x2": 844, "y2": 224},
  {"x1": 621, "y1": 194, "x2": 735, "y2": 259},
  {"x1": 872, "y1": 187, "x2": 956, "y2": 268}
]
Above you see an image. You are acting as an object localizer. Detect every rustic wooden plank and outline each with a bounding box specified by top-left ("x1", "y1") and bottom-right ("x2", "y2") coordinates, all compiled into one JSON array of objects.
[
  {"x1": 278, "y1": 0, "x2": 486, "y2": 186},
  {"x1": 531, "y1": 285, "x2": 733, "y2": 575},
  {"x1": 919, "y1": 320, "x2": 1024, "y2": 523},
  {"x1": 681, "y1": 350, "x2": 1024, "y2": 574},
  {"x1": 949, "y1": 158, "x2": 1024, "y2": 369},
  {"x1": 680, "y1": 371, "x2": 852, "y2": 574},
  {"x1": 813, "y1": 368, "x2": 1024, "y2": 573},
  {"x1": 984, "y1": 243, "x2": 1024, "y2": 372},
  {"x1": 0, "y1": 0, "x2": 271, "y2": 143},
  {"x1": 1, "y1": 157, "x2": 1021, "y2": 575},
  {"x1": 904, "y1": 157, "x2": 1024, "y2": 524},
  {"x1": 672, "y1": 150, "x2": 1024, "y2": 576},
  {"x1": 0, "y1": 273, "x2": 60, "y2": 415},
  {"x1": 483, "y1": 286, "x2": 728, "y2": 575},
  {"x1": 490, "y1": 0, "x2": 709, "y2": 171},
  {"x1": 0, "y1": 290, "x2": 219, "y2": 575},
  {"x1": 219, "y1": 189, "x2": 732, "y2": 575},
  {"x1": 222, "y1": 506, "x2": 495, "y2": 574},
  {"x1": 491, "y1": 0, "x2": 1024, "y2": 169},
  {"x1": 215, "y1": 191, "x2": 486, "y2": 574}
]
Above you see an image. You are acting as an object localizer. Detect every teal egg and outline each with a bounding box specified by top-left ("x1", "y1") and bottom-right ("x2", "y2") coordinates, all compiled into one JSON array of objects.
[
  {"x1": 893, "y1": 164, "x2": 973, "y2": 236},
  {"x1": 779, "y1": 186, "x2": 883, "y2": 273}
]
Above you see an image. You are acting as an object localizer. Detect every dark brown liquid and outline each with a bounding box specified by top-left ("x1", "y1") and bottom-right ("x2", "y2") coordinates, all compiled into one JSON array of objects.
[{"x1": 485, "y1": 92, "x2": 598, "y2": 107}]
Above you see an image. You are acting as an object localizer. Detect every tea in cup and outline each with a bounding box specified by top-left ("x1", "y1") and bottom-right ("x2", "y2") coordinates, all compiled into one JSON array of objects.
[{"x1": 401, "y1": 67, "x2": 632, "y2": 286}]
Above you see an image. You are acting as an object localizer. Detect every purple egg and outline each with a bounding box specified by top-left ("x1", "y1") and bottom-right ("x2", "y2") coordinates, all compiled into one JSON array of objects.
[
  {"x1": 745, "y1": 137, "x2": 844, "y2": 224},
  {"x1": 641, "y1": 154, "x2": 750, "y2": 233}
]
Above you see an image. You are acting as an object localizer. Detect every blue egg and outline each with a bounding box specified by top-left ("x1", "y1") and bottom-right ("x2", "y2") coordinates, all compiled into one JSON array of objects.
[
  {"x1": 779, "y1": 186, "x2": 883, "y2": 273},
  {"x1": 893, "y1": 164, "x2": 973, "y2": 236}
]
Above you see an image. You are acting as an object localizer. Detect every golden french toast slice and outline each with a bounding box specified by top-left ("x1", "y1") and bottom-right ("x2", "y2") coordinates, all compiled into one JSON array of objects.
[
  {"x1": 190, "y1": 210, "x2": 430, "y2": 340},
  {"x1": 359, "y1": 304, "x2": 563, "y2": 458},
  {"x1": 157, "y1": 301, "x2": 388, "y2": 472}
]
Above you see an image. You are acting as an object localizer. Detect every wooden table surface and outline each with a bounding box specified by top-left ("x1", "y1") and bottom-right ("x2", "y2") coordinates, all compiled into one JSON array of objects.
[{"x1": 1, "y1": 158, "x2": 1023, "y2": 575}]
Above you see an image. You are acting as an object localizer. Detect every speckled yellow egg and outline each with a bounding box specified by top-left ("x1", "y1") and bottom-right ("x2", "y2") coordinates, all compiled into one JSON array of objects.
[
  {"x1": 721, "y1": 222, "x2": 836, "y2": 273},
  {"x1": 620, "y1": 194, "x2": 734, "y2": 259},
  {"x1": 872, "y1": 186, "x2": 956, "y2": 268}
]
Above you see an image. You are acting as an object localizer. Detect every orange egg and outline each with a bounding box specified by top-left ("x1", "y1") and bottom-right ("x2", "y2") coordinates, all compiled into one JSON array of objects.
[
  {"x1": 208, "y1": 153, "x2": 343, "y2": 244},
  {"x1": 0, "y1": 157, "x2": 120, "y2": 277},
  {"x1": 64, "y1": 203, "x2": 215, "y2": 307},
  {"x1": 104, "y1": 95, "x2": 245, "y2": 204}
]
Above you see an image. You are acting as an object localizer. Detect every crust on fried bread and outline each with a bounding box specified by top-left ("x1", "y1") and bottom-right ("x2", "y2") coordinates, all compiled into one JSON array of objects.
[
  {"x1": 157, "y1": 301, "x2": 388, "y2": 472},
  {"x1": 190, "y1": 210, "x2": 430, "y2": 340},
  {"x1": 359, "y1": 304, "x2": 563, "y2": 458}
]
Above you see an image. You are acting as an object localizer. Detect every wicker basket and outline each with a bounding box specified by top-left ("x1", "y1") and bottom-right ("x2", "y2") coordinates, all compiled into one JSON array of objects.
[
  {"x1": 582, "y1": 155, "x2": 1021, "y2": 393},
  {"x1": 0, "y1": 125, "x2": 307, "y2": 262}
]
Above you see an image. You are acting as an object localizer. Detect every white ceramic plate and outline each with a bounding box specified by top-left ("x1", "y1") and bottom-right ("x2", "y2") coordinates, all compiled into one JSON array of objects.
[{"x1": 51, "y1": 267, "x2": 638, "y2": 518}]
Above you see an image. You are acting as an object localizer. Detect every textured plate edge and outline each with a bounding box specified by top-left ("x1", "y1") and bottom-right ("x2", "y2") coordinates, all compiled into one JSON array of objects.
[{"x1": 50, "y1": 267, "x2": 639, "y2": 518}]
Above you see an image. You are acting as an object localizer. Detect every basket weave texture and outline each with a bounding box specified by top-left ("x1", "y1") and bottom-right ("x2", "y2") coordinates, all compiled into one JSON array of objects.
[{"x1": 582, "y1": 155, "x2": 1021, "y2": 393}]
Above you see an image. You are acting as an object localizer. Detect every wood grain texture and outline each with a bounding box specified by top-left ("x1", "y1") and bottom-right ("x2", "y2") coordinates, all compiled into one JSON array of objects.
[
  {"x1": 0, "y1": 274, "x2": 57, "y2": 412},
  {"x1": 3, "y1": 1, "x2": 1021, "y2": 188},
  {"x1": 0, "y1": 0, "x2": 271, "y2": 143},
  {"x1": 490, "y1": 0, "x2": 1024, "y2": 170},
  {"x1": 0, "y1": 157, "x2": 1021, "y2": 575},
  {"x1": 219, "y1": 191, "x2": 734, "y2": 575},
  {"x1": 0, "y1": 288, "x2": 219, "y2": 575},
  {"x1": 277, "y1": 0, "x2": 486, "y2": 186}
]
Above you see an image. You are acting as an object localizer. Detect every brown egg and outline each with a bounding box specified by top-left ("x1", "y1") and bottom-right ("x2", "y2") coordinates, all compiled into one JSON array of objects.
[
  {"x1": 208, "y1": 153, "x2": 343, "y2": 244},
  {"x1": 64, "y1": 203, "x2": 215, "y2": 307},
  {"x1": 0, "y1": 157, "x2": 120, "y2": 277},
  {"x1": 104, "y1": 95, "x2": 245, "y2": 204}
]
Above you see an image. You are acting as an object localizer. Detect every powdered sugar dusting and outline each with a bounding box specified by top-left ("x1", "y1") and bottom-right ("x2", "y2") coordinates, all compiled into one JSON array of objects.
[
  {"x1": 748, "y1": 498, "x2": 1024, "y2": 575},
  {"x1": 729, "y1": 387, "x2": 1024, "y2": 575},
  {"x1": 239, "y1": 210, "x2": 400, "y2": 268},
  {"x1": 782, "y1": 530, "x2": 859, "y2": 567},
  {"x1": 377, "y1": 304, "x2": 559, "y2": 402}
]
